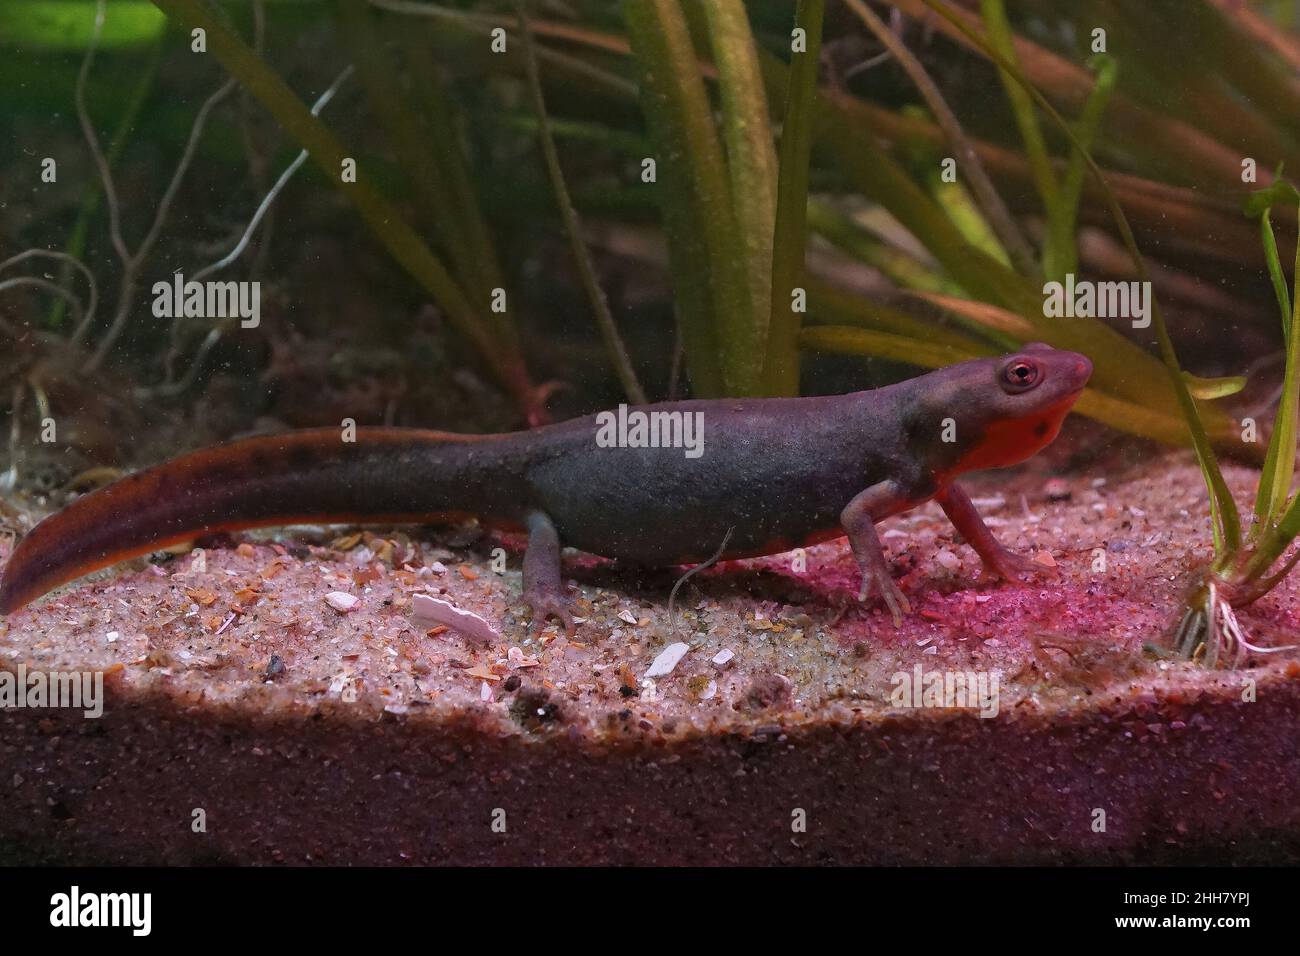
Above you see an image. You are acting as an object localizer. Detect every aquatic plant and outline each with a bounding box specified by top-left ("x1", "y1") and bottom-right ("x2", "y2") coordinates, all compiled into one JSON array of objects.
[
  {"x1": 2, "y1": 1, "x2": 251, "y2": 487},
  {"x1": 154, "y1": 0, "x2": 551, "y2": 422},
  {"x1": 3, "y1": 0, "x2": 585, "y2": 434},
  {"x1": 1170, "y1": 182, "x2": 1300, "y2": 667},
  {"x1": 374, "y1": 1, "x2": 1260, "y2": 450},
  {"x1": 920, "y1": 0, "x2": 1300, "y2": 665},
  {"x1": 3, "y1": 2, "x2": 1290, "y2": 436}
]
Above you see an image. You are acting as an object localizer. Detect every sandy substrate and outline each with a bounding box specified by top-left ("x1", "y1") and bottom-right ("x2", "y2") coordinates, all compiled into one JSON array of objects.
[{"x1": 2, "y1": 449, "x2": 1300, "y2": 864}]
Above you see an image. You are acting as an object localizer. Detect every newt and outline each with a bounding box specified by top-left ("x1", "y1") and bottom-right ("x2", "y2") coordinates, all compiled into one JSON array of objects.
[{"x1": 0, "y1": 344, "x2": 1091, "y2": 629}]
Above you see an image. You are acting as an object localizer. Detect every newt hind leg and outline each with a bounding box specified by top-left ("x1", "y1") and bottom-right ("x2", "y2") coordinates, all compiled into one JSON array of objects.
[{"x1": 522, "y1": 510, "x2": 575, "y2": 636}]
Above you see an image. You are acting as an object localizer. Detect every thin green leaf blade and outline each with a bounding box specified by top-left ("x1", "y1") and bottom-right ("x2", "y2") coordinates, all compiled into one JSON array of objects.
[
  {"x1": 623, "y1": 0, "x2": 755, "y2": 396},
  {"x1": 761, "y1": 0, "x2": 824, "y2": 396},
  {"x1": 702, "y1": 0, "x2": 778, "y2": 342}
]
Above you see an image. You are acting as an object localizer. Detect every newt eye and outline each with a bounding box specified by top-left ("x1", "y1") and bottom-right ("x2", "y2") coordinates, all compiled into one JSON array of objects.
[{"x1": 1003, "y1": 359, "x2": 1040, "y2": 390}]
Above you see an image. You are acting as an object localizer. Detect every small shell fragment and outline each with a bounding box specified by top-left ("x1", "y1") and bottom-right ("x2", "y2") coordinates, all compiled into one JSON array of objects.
[
  {"x1": 325, "y1": 592, "x2": 359, "y2": 613},
  {"x1": 645, "y1": 642, "x2": 690, "y2": 678},
  {"x1": 411, "y1": 593, "x2": 500, "y2": 646},
  {"x1": 1044, "y1": 478, "x2": 1071, "y2": 501},
  {"x1": 711, "y1": 648, "x2": 735, "y2": 668}
]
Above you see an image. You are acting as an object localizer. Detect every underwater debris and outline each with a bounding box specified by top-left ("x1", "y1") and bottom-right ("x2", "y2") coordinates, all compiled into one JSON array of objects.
[{"x1": 411, "y1": 593, "x2": 500, "y2": 646}]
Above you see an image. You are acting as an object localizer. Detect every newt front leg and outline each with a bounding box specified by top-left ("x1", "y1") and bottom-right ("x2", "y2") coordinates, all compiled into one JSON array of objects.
[
  {"x1": 935, "y1": 483, "x2": 1044, "y2": 582},
  {"x1": 841, "y1": 480, "x2": 915, "y2": 625}
]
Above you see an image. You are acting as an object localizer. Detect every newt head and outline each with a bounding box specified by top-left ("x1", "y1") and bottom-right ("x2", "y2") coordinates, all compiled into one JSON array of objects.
[{"x1": 911, "y1": 342, "x2": 1093, "y2": 479}]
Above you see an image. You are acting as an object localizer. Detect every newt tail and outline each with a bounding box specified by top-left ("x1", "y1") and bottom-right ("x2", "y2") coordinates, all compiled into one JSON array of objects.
[
  {"x1": 0, "y1": 344, "x2": 1092, "y2": 631},
  {"x1": 0, "y1": 428, "x2": 523, "y2": 616}
]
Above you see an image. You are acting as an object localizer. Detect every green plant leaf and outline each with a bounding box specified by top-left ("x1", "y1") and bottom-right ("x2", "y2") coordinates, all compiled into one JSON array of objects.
[
  {"x1": 623, "y1": 0, "x2": 756, "y2": 397},
  {"x1": 1, "y1": 1, "x2": 165, "y2": 50},
  {"x1": 1246, "y1": 173, "x2": 1296, "y2": 344},
  {"x1": 761, "y1": 0, "x2": 824, "y2": 396},
  {"x1": 1044, "y1": 53, "x2": 1118, "y2": 282},
  {"x1": 1182, "y1": 372, "x2": 1247, "y2": 400},
  {"x1": 806, "y1": 200, "x2": 965, "y2": 298},
  {"x1": 908, "y1": 291, "x2": 1036, "y2": 345},
  {"x1": 1250, "y1": 198, "x2": 1300, "y2": 532},
  {"x1": 702, "y1": 0, "x2": 777, "y2": 350},
  {"x1": 800, "y1": 324, "x2": 983, "y2": 369},
  {"x1": 919, "y1": 0, "x2": 1243, "y2": 554},
  {"x1": 805, "y1": 280, "x2": 991, "y2": 352},
  {"x1": 980, "y1": 0, "x2": 1057, "y2": 213},
  {"x1": 1245, "y1": 180, "x2": 1300, "y2": 218}
]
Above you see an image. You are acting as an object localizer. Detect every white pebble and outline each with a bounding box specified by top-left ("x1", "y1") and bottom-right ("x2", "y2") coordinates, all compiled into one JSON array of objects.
[
  {"x1": 711, "y1": 648, "x2": 735, "y2": 668},
  {"x1": 935, "y1": 548, "x2": 961, "y2": 571},
  {"x1": 325, "y1": 591, "x2": 359, "y2": 613},
  {"x1": 645, "y1": 641, "x2": 690, "y2": 678}
]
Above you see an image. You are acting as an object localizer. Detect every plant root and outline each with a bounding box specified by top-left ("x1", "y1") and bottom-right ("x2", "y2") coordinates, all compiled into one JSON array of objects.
[{"x1": 1173, "y1": 581, "x2": 1300, "y2": 669}]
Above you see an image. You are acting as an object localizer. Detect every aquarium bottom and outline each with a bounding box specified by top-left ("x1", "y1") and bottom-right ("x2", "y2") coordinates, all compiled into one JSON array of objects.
[{"x1": 1, "y1": 670, "x2": 1299, "y2": 865}]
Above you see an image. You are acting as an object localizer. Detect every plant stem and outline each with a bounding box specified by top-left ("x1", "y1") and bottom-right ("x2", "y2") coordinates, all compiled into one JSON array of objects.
[
  {"x1": 980, "y1": 0, "x2": 1057, "y2": 212},
  {"x1": 844, "y1": 0, "x2": 1039, "y2": 280},
  {"x1": 152, "y1": 0, "x2": 541, "y2": 420},
  {"x1": 514, "y1": 0, "x2": 646, "y2": 405},
  {"x1": 1044, "y1": 55, "x2": 1118, "y2": 282}
]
